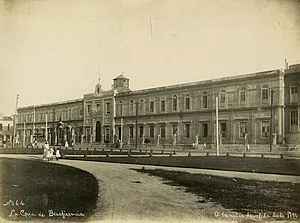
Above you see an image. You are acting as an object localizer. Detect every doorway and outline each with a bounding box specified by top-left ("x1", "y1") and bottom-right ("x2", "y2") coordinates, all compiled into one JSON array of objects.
[{"x1": 96, "y1": 121, "x2": 101, "y2": 143}]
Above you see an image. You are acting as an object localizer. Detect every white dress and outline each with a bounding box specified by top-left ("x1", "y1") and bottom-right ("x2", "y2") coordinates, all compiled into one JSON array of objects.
[{"x1": 56, "y1": 149, "x2": 61, "y2": 159}]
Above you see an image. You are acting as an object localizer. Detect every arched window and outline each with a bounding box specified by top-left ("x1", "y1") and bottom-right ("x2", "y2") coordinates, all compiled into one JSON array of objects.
[
  {"x1": 149, "y1": 97, "x2": 155, "y2": 113},
  {"x1": 129, "y1": 100, "x2": 134, "y2": 112},
  {"x1": 139, "y1": 99, "x2": 145, "y2": 114},
  {"x1": 119, "y1": 101, "x2": 123, "y2": 116},
  {"x1": 290, "y1": 82, "x2": 299, "y2": 103},
  {"x1": 202, "y1": 91, "x2": 208, "y2": 109},
  {"x1": 160, "y1": 97, "x2": 166, "y2": 112},
  {"x1": 261, "y1": 85, "x2": 269, "y2": 100},
  {"x1": 185, "y1": 94, "x2": 191, "y2": 110},
  {"x1": 172, "y1": 95, "x2": 178, "y2": 111},
  {"x1": 219, "y1": 90, "x2": 226, "y2": 107}
]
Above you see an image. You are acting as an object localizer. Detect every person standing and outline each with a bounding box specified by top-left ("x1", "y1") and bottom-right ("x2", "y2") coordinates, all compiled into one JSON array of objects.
[
  {"x1": 65, "y1": 140, "x2": 69, "y2": 149},
  {"x1": 55, "y1": 148, "x2": 61, "y2": 160}
]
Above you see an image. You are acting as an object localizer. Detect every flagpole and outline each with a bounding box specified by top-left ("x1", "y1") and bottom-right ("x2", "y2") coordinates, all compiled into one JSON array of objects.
[
  {"x1": 216, "y1": 97, "x2": 219, "y2": 156},
  {"x1": 12, "y1": 94, "x2": 20, "y2": 148},
  {"x1": 23, "y1": 122, "x2": 26, "y2": 148}
]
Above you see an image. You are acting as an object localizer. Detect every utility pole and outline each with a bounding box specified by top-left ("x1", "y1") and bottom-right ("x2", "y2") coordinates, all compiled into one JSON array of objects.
[
  {"x1": 12, "y1": 94, "x2": 20, "y2": 148},
  {"x1": 120, "y1": 118, "x2": 123, "y2": 149},
  {"x1": 23, "y1": 122, "x2": 26, "y2": 148},
  {"x1": 270, "y1": 89, "x2": 274, "y2": 152},
  {"x1": 33, "y1": 105, "x2": 36, "y2": 144},
  {"x1": 45, "y1": 113, "x2": 48, "y2": 142},
  {"x1": 216, "y1": 97, "x2": 219, "y2": 156},
  {"x1": 135, "y1": 101, "x2": 138, "y2": 150}
]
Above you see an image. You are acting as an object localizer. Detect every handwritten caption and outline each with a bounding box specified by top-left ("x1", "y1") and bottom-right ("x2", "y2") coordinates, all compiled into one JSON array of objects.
[
  {"x1": 214, "y1": 211, "x2": 299, "y2": 220},
  {"x1": 3, "y1": 200, "x2": 85, "y2": 219}
]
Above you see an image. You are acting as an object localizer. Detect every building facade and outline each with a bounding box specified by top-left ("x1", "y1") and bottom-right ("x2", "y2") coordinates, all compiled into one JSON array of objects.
[
  {"x1": 16, "y1": 65, "x2": 300, "y2": 147},
  {"x1": 0, "y1": 115, "x2": 13, "y2": 146}
]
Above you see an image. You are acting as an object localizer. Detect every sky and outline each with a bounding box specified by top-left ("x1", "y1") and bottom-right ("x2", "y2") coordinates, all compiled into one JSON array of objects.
[{"x1": 0, "y1": 0, "x2": 300, "y2": 116}]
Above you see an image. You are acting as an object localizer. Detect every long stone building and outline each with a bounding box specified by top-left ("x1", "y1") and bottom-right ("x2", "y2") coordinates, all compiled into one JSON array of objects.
[{"x1": 16, "y1": 64, "x2": 300, "y2": 147}]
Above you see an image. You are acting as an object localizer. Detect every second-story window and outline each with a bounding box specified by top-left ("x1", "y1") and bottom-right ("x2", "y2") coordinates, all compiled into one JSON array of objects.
[
  {"x1": 119, "y1": 101, "x2": 123, "y2": 116},
  {"x1": 202, "y1": 92, "x2": 208, "y2": 109},
  {"x1": 97, "y1": 104, "x2": 101, "y2": 113},
  {"x1": 172, "y1": 95, "x2": 178, "y2": 111},
  {"x1": 220, "y1": 90, "x2": 226, "y2": 104},
  {"x1": 129, "y1": 100, "x2": 134, "y2": 112},
  {"x1": 290, "y1": 82, "x2": 299, "y2": 103},
  {"x1": 185, "y1": 94, "x2": 191, "y2": 110},
  {"x1": 261, "y1": 85, "x2": 269, "y2": 100},
  {"x1": 139, "y1": 99, "x2": 145, "y2": 114},
  {"x1": 160, "y1": 98, "x2": 166, "y2": 112},
  {"x1": 106, "y1": 102, "x2": 111, "y2": 114},
  {"x1": 87, "y1": 105, "x2": 91, "y2": 115},
  {"x1": 239, "y1": 87, "x2": 246, "y2": 102},
  {"x1": 149, "y1": 98, "x2": 155, "y2": 113}
]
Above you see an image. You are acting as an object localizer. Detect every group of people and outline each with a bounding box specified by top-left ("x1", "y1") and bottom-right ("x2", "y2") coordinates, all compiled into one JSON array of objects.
[{"x1": 43, "y1": 141, "x2": 61, "y2": 161}]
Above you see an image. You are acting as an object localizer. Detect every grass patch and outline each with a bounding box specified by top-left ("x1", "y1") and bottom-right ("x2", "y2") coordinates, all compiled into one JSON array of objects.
[
  {"x1": 0, "y1": 158, "x2": 98, "y2": 221},
  {"x1": 135, "y1": 168, "x2": 300, "y2": 219},
  {"x1": 65, "y1": 156, "x2": 300, "y2": 176}
]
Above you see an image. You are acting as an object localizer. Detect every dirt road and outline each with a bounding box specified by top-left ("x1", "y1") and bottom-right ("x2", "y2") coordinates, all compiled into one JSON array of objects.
[{"x1": 2, "y1": 154, "x2": 298, "y2": 223}]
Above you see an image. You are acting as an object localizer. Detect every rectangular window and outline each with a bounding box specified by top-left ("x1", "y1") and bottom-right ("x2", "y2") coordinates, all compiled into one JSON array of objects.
[
  {"x1": 149, "y1": 125, "x2": 155, "y2": 138},
  {"x1": 239, "y1": 122, "x2": 247, "y2": 138},
  {"x1": 150, "y1": 101, "x2": 154, "y2": 112},
  {"x1": 202, "y1": 123, "x2": 208, "y2": 138},
  {"x1": 185, "y1": 123, "x2": 190, "y2": 138},
  {"x1": 240, "y1": 91, "x2": 246, "y2": 102},
  {"x1": 139, "y1": 126, "x2": 144, "y2": 138},
  {"x1": 202, "y1": 95, "x2": 208, "y2": 108},
  {"x1": 172, "y1": 124, "x2": 178, "y2": 135},
  {"x1": 129, "y1": 126, "x2": 133, "y2": 138},
  {"x1": 119, "y1": 104, "x2": 123, "y2": 115},
  {"x1": 291, "y1": 110, "x2": 298, "y2": 127},
  {"x1": 160, "y1": 125, "x2": 166, "y2": 138},
  {"x1": 0, "y1": 124, "x2": 2, "y2": 131},
  {"x1": 220, "y1": 122, "x2": 227, "y2": 138},
  {"x1": 7, "y1": 124, "x2": 10, "y2": 131},
  {"x1": 87, "y1": 105, "x2": 91, "y2": 115},
  {"x1": 185, "y1": 98, "x2": 190, "y2": 109},
  {"x1": 106, "y1": 103, "x2": 111, "y2": 114},
  {"x1": 79, "y1": 108, "x2": 83, "y2": 117},
  {"x1": 262, "y1": 121, "x2": 270, "y2": 138},
  {"x1": 161, "y1": 100, "x2": 165, "y2": 112}
]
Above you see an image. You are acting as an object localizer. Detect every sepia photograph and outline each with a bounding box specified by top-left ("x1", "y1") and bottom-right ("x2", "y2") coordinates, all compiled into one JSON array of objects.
[{"x1": 0, "y1": 0, "x2": 299, "y2": 222}]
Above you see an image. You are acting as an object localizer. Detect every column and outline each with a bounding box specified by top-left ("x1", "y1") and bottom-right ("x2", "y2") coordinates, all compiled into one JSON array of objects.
[
  {"x1": 127, "y1": 134, "x2": 131, "y2": 145},
  {"x1": 157, "y1": 134, "x2": 160, "y2": 146},
  {"x1": 142, "y1": 134, "x2": 145, "y2": 145},
  {"x1": 54, "y1": 128, "x2": 57, "y2": 145},
  {"x1": 173, "y1": 134, "x2": 176, "y2": 146},
  {"x1": 195, "y1": 133, "x2": 199, "y2": 148}
]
